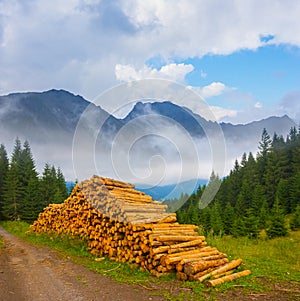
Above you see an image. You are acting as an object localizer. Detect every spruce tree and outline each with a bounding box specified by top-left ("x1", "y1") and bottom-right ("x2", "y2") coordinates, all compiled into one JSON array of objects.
[
  {"x1": 257, "y1": 128, "x2": 272, "y2": 185},
  {"x1": 19, "y1": 141, "x2": 40, "y2": 221},
  {"x1": 290, "y1": 172, "x2": 300, "y2": 213},
  {"x1": 40, "y1": 163, "x2": 57, "y2": 205},
  {"x1": 54, "y1": 167, "x2": 69, "y2": 203},
  {"x1": 266, "y1": 198, "x2": 288, "y2": 239},
  {"x1": 209, "y1": 201, "x2": 224, "y2": 236},
  {"x1": 2, "y1": 138, "x2": 24, "y2": 220},
  {"x1": 222, "y1": 202, "x2": 235, "y2": 235},
  {"x1": 290, "y1": 204, "x2": 300, "y2": 230},
  {"x1": 242, "y1": 208, "x2": 260, "y2": 239},
  {"x1": 0, "y1": 144, "x2": 9, "y2": 219},
  {"x1": 276, "y1": 178, "x2": 290, "y2": 214}
]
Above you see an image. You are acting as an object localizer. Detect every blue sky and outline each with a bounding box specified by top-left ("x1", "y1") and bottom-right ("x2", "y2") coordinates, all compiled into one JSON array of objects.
[{"x1": 0, "y1": 0, "x2": 300, "y2": 124}]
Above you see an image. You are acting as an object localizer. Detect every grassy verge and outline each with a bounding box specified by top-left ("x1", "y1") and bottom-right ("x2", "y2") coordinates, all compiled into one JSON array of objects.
[{"x1": 1, "y1": 221, "x2": 300, "y2": 300}]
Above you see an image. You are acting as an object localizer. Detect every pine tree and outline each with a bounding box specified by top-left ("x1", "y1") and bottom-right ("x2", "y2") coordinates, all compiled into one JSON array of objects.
[
  {"x1": 222, "y1": 202, "x2": 235, "y2": 235},
  {"x1": 258, "y1": 199, "x2": 269, "y2": 229},
  {"x1": 209, "y1": 201, "x2": 224, "y2": 236},
  {"x1": 2, "y1": 138, "x2": 24, "y2": 220},
  {"x1": 54, "y1": 167, "x2": 69, "y2": 203},
  {"x1": 199, "y1": 171, "x2": 221, "y2": 209},
  {"x1": 276, "y1": 178, "x2": 290, "y2": 214},
  {"x1": 242, "y1": 208, "x2": 260, "y2": 239},
  {"x1": 40, "y1": 164, "x2": 57, "y2": 205},
  {"x1": 257, "y1": 128, "x2": 272, "y2": 185},
  {"x1": 19, "y1": 141, "x2": 40, "y2": 221},
  {"x1": 290, "y1": 172, "x2": 300, "y2": 213},
  {"x1": 290, "y1": 204, "x2": 300, "y2": 230},
  {"x1": 266, "y1": 198, "x2": 288, "y2": 239},
  {"x1": 0, "y1": 144, "x2": 9, "y2": 219}
]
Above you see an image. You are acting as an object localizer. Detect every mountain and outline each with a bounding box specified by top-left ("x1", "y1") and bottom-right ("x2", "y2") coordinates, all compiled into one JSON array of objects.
[
  {"x1": 0, "y1": 89, "x2": 122, "y2": 143},
  {"x1": 0, "y1": 89, "x2": 297, "y2": 184},
  {"x1": 123, "y1": 101, "x2": 207, "y2": 137},
  {"x1": 125, "y1": 101, "x2": 295, "y2": 142},
  {"x1": 136, "y1": 178, "x2": 207, "y2": 200}
]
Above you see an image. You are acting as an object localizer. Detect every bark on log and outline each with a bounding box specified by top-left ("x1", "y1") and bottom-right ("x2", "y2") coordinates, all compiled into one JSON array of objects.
[{"x1": 206, "y1": 270, "x2": 251, "y2": 287}]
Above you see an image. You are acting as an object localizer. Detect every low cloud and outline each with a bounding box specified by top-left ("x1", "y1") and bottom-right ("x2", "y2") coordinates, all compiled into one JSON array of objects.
[
  {"x1": 280, "y1": 90, "x2": 300, "y2": 122},
  {"x1": 115, "y1": 63, "x2": 194, "y2": 82}
]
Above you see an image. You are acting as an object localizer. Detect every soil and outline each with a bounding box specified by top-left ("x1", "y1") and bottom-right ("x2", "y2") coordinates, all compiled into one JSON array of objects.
[{"x1": 0, "y1": 226, "x2": 299, "y2": 301}]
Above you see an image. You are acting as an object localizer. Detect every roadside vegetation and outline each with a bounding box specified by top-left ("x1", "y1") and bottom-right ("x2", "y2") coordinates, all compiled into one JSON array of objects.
[{"x1": 1, "y1": 221, "x2": 299, "y2": 300}]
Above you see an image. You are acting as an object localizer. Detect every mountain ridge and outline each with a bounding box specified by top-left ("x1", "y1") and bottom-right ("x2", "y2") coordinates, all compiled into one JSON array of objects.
[{"x1": 0, "y1": 89, "x2": 297, "y2": 182}]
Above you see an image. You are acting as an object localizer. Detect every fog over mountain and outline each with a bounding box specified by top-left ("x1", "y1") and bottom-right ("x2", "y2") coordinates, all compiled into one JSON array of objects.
[{"x1": 0, "y1": 89, "x2": 296, "y2": 196}]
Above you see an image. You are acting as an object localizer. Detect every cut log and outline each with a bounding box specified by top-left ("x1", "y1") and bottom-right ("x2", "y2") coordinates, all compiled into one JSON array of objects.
[
  {"x1": 184, "y1": 258, "x2": 229, "y2": 275},
  {"x1": 30, "y1": 176, "x2": 249, "y2": 284},
  {"x1": 206, "y1": 270, "x2": 251, "y2": 287},
  {"x1": 196, "y1": 258, "x2": 243, "y2": 282}
]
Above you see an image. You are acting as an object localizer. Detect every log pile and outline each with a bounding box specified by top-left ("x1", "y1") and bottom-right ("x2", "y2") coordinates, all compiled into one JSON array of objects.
[{"x1": 30, "y1": 175, "x2": 250, "y2": 285}]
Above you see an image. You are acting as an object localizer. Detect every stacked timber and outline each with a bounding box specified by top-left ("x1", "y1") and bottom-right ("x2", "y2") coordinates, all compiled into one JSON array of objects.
[{"x1": 30, "y1": 175, "x2": 250, "y2": 285}]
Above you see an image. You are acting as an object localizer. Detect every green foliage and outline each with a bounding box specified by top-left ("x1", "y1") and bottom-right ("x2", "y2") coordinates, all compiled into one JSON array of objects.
[
  {"x1": 176, "y1": 127, "x2": 300, "y2": 239},
  {"x1": 290, "y1": 204, "x2": 300, "y2": 230},
  {"x1": 266, "y1": 198, "x2": 288, "y2": 239},
  {"x1": 0, "y1": 144, "x2": 9, "y2": 220},
  {"x1": 0, "y1": 139, "x2": 69, "y2": 222}
]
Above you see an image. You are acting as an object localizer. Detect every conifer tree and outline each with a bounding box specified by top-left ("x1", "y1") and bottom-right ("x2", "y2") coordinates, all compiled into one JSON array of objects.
[
  {"x1": 290, "y1": 204, "x2": 300, "y2": 230},
  {"x1": 257, "y1": 128, "x2": 272, "y2": 185},
  {"x1": 0, "y1": 144, "x2": 9, "y2": 219},
  {"x1": 54, "y1": 167, "x2": 69, "y2": 203},
  {"x1": 209, "y1": 201, "x2": 224, "y2": 235},
  {"x1": 266, "y1": 198, "x2": 288, "y2": 239},
  {"x1": 19, "y1": 141, "x2": 40, "y2": 221},
  {"x1": 2, "y1": 138, "x2": 24, "y2": 220},
  {"x1": 222, "y1": 202, "x2": 235, "y2": 234},
  {"x1": 242, "y1": 208, "x2": 259, "y2": 239}
]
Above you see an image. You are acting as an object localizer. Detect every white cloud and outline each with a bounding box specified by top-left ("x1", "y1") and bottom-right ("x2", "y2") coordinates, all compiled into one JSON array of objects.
[
  {"x1": 254, "y1": 102, "x2": 263, "y2": 108},
  {"x1": 115, "y1": 63, "x2": 194, "y2": 82},
  {"x1": 210, "y1": 106, "x2": 237, "y2": 121},
  {"x1": 198, "y1": 82, "x2": 227, "y2": 98},
  {"x1": 0, "y1": 1, "x2": 300, "y2": 99}
]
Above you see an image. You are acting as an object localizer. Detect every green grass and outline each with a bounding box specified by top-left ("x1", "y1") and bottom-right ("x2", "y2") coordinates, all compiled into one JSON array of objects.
[
  {"x1": 1, "y1": 221, "x2": 300, "y2": 300},
  {"x1": 205, "y1": 231, "x2": 300, "y2": 292}
]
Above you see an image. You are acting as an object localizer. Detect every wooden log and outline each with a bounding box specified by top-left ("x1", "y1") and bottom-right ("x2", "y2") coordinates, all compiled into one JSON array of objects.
[
  {"x1": 206, "y1": 270, "x2": 251, "y2": 287},
  {"x1": 184, "y1": 258, "x2": 229, "y2": 276},
  {"x1": 189, "y1": 267, "x2": 217, "y2": 281},
  {"x1": 154, "y1": 235, "x2": 201, "y2": 242},
  {"x1": 179, "y1": 251, "x2": 225, "y2": 264},
  {"x1": 176, "y1": 271, "x2": 188, "y2": 281},
  {"x1": 168, "y1": 238, "x2": 204, "y2": 251},
  {"x1": 196, "y1": 259, "x2": 243, "y2": 282},
  {"x1": 212, "y1": 269, "x2": 234, "y2": 279},
  {"x1": 165, "y1": 249, "x2": 219, "y2": 265}
]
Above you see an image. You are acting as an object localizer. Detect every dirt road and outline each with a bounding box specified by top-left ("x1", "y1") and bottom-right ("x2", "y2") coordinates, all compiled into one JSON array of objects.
[
  {"x1": 1, "y1": 227, "x2": 299, "y2": 301},
  {"x1": 0, "y1": 227, "x2": 166, "y2": 301}
]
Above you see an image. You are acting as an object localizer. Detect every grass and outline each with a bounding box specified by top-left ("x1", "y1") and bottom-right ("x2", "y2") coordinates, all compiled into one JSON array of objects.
[{"x1": 1, "y1": 220, "x2": 300, "y2": 300}]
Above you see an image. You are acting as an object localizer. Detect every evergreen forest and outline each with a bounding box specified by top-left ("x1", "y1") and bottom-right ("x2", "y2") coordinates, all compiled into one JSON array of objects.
[
  {"x1": 174, "y1": 127, "x2": 300, "y2": 239},
  {"x1": 0, "y1": 138, "x2": 69, "y2": 222}
]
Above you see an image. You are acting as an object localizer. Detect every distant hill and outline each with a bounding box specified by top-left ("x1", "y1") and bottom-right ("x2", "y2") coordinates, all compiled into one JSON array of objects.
[
  {"x1": 136, "y1": 178, "x2": 207, "y2": 200},
  {"x1": 0, "y1": 89, "x2": 296, "y2": 184}
]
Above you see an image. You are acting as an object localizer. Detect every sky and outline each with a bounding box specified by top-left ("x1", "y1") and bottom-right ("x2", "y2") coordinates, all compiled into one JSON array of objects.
[{"x1": 1, "y1": 0, "x2": 300, "y2": 124}]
